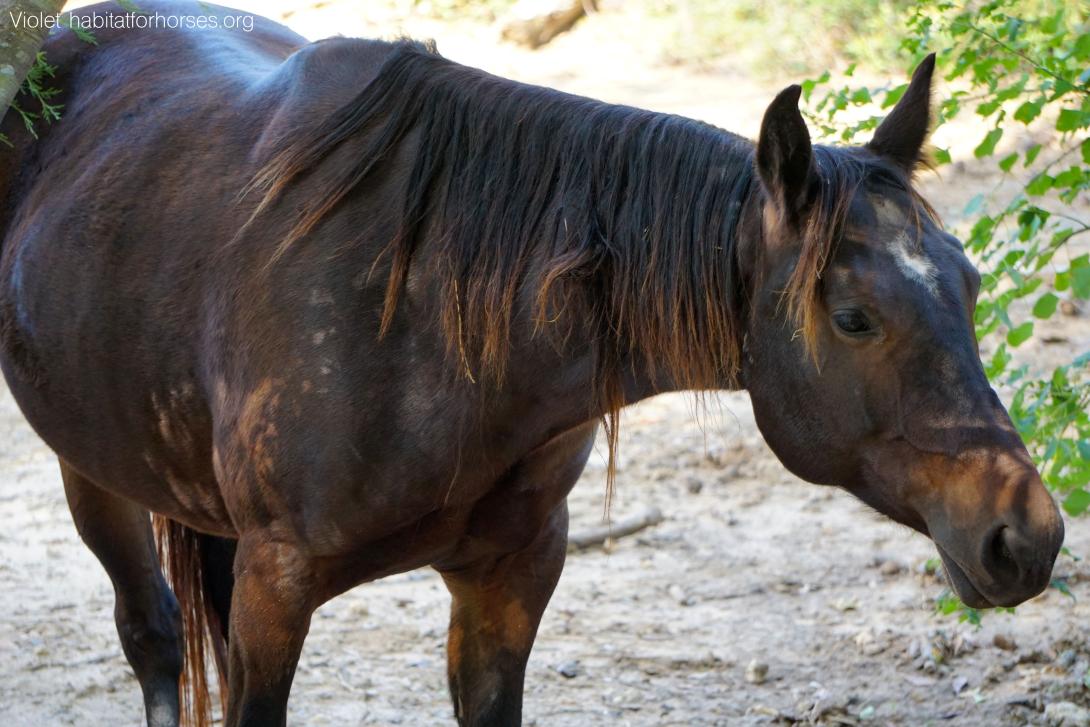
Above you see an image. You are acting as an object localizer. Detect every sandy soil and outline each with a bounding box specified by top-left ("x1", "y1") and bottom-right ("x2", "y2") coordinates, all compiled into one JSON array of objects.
[{"x1": 2, "y1": 2, "x2": 1089, "y2": 725}]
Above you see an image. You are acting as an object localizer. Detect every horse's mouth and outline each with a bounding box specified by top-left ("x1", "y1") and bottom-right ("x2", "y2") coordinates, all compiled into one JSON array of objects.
[{"x1": 935, "y1": 544, "x2": 995, "y2": 609}]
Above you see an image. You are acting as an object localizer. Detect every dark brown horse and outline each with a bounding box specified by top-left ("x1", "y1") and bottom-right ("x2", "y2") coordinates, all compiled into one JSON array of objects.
[{"x1": 0, "y1": 3, "x2": 1064, "y2": 726}]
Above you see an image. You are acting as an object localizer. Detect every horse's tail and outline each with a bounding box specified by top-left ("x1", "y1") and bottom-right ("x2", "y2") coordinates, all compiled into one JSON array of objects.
[{"x1": 152, "y1": 516, "x2": 231, "y2": 727}]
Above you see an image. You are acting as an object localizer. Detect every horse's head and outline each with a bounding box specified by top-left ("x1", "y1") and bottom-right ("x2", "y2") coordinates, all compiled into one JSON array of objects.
[{"x1": 741, "y1": 55, "x2": 1063, "y2": 608}]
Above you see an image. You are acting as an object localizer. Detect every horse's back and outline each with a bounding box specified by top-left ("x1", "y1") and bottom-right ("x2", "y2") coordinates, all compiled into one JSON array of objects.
[{"x1": 0, "y1": 3, "x2": 410, "y2": 532}]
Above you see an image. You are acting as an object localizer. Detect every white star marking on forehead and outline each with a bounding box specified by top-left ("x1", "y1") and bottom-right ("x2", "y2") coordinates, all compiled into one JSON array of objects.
[
  {"x1": 869, "y1": 194, "x2": 939, "y2": 297},
  {"x1": 891, "y1": 230, "x2": 939, "y2": 297}
]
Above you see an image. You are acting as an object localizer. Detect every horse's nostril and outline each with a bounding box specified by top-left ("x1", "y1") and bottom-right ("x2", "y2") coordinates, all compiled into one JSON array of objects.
[
  {"x1": 994, "y1": 528, "x2": 1013, "y2": 561},
  {"x1": 987, "y1": 525, "x2": 1021, "y2": 581}
]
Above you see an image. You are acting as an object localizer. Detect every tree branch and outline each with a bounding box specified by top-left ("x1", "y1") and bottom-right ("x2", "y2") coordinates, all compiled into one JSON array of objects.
[{"x1": 0, "y1": 0, "x2": 67, "y2": 119}]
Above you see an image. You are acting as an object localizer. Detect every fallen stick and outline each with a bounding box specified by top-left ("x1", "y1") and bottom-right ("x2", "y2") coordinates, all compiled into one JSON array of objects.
[
  {"x1": 499, "y1": 0, "x2": 596, "y2": 49},
  {"x1": 568, "y1": 505, "x2": 664, "y2": 552}
]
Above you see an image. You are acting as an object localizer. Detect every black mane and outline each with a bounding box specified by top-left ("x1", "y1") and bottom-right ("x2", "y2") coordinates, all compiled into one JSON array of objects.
[{"x1": 251, "y1": 40, "x2": 918, "y2": 476}]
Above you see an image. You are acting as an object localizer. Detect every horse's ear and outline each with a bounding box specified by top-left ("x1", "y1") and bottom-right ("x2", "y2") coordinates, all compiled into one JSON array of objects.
[
  {"x1": 756, "y1": 84, "x2": 815, "y2": 226},
  {"x1": 867, "y1": 53, "x2": 936, "y2": 173}
]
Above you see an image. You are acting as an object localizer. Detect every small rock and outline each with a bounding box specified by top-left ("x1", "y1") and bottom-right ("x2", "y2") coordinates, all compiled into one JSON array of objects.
[
  {"x1": 745, "y1": 659, "x2": 769, "y2": 684},
  {"x1": 1044, "y1": 701, "x2": 1090, "y2": 727},
  {"x1": 1019, "y1": 648, "x2": 1052, "y2": 664},
  {"x1": 832, "y1": 597, "x2": 858, "y2": 612},
  {"x1": 686, "y1": 477, "x2": 703, "y2": 494},
  {"x1": 1056, "y1": 649, "x2": 1078, "y2": 670},
  {"x1": 556, "y1": 660, "x2": 581, "y2": 679},
  {"x1": 952, "y1": 675, "x2": 969, "y2": 694},
  {"x1": 993, "y1": 634, "x2": 1017, "y2": 651},
  {"x1": 1060, "y1": 300, "x2": 1079, "y2": 316},
  {"x1": 667, "y1": 584, "x2": 694, "y2": 606},
  {"x1": 747, "y1": 703, "x2": 779, "y2": 717},
  {"x1": 879, "y1": 560, "x2": 904, "y2": 576},
  {"x1": 1006, "y1": 694, "x2": 1040, "y2": 709}
]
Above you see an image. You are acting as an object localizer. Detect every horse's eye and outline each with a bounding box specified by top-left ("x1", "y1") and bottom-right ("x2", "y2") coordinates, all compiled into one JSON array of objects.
[{"x1": 832, "y1": 309, "x2": 873, "y2": 336}]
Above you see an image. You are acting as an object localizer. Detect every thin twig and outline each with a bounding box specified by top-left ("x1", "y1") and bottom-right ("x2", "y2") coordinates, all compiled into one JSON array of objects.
[
  {"x1": 568, "y1": 506, "x2": 664, "y2": 552},
  {"x1": 966, "y1": 23, "x2": 1088, "y2": 94}
]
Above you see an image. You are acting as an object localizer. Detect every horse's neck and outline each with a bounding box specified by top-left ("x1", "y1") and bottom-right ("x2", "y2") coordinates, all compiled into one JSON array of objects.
[{"x1": 556, "y1": 154, "x2": 757, "y2": 406}]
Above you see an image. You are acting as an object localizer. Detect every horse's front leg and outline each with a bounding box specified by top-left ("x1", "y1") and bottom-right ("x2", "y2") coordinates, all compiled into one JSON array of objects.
[
  {"x1": 437, "y1": 502, "x2": 568, "y2": 727},
  {"x1": 223, "y1": 533, "x2": 317, "y2": 727}
]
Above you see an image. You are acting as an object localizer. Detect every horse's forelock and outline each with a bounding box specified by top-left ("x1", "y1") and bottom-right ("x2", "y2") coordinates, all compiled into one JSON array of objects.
[{"x1": 780, "y1": 149, "x2": 940, "y2": 361}]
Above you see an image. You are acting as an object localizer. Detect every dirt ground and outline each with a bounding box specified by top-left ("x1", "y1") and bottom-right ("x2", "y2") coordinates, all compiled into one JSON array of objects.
[{"x1": 2, "y1": 2, "x2": 1090, "y2": 725}]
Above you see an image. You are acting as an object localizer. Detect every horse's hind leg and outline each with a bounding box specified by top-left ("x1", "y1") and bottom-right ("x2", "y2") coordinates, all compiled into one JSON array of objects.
[
  {"x1": 437, "y1": 503, "x2": 569, "y2": 727},
  {"x1": 60, "y1": 461, "x2": 183, "y2": 727}
]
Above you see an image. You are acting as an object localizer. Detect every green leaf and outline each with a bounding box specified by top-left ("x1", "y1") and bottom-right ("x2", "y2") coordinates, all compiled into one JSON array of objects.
[
  {"x1": 801, "y1": 70, "x2": 830, "y2": 101},
  {"x1": 1025, "y1": 144, "x2": 1042, "y2": 166},
  {"x1": 1026, "y1": 174, "x2": 1054, "y2": 195},
  {"x1": 1057, "y1": 270, "x2": 1070, "y2": 292},
  {"x1": 1054, "y1": 167, "x2": 1086, "y2": 189},
  {"x1": 974, "y1": 128, "x2": 1003, "y2": 158},
  {"x1": 1051, "y1": 577, "x2": 1076, "y2": 601},
  {"x1": 986, "y1": 344, "x2": 1011, "y2": 379},
  {"x1": 1014, "y1": 100, "x2": 1042, "y2": 124},
  {"x1": 1083, "y1": 138, "x2": 1090, "y2": 165},
  {"x1": 933, "y1": 147, "x2": 952, "y2": 165},
  {"x1": 58, "y1": 16, "x2": 98, "y2": 45},
  {"x1": 883, "y1": 83, "x2": 908, "y2": 109},
  {"x1": 1007, "y1": 322, "x2": 1034, "y2": 347},
  {"x1": 998, "y1": 152, "x2": 1018, "y2": 172},
  {"x1": 1057, "y1": 109, "x2": 1089, "y2": 133},
  {"x1": 1063, "y1": 489, "x2": 1090, "y2": 516},
  {"x1": 1072, "y1": 267, "x2": 1090, "y2": 299},
  {"x1": 1076, "y1": 33, "x2": 1090, "y2": 61},
  {"x1": 850, "y1": 88, "x2": 872, "y2": 104},
  {"x1": 1033, "y1": 292, "x2": 1059, "y2": 318},
  {"x1": 964, "y1": 194, "x2": 985, "y2": 215}
]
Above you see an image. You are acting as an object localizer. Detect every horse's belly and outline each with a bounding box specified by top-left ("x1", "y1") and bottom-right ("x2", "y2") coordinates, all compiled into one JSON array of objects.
[{"x1": 3, "y1": 366, "x2": 234, "y2": 534}]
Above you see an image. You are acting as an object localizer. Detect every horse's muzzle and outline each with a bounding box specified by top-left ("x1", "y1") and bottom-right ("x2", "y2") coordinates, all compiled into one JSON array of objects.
[{"x1": 934, "y1": 473, "x2": 1064, "y2": 609}]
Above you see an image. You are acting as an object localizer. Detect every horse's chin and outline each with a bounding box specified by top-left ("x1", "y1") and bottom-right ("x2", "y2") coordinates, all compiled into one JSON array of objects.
[{"x1": 935, "y1": 545, "x2": 995, "y2": 609}]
